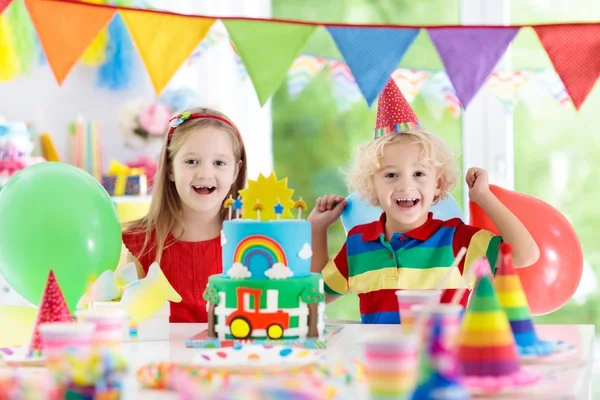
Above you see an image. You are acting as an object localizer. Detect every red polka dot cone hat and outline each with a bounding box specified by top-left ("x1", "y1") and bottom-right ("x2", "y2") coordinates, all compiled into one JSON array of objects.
[{"x1": 374, "y1": 78, "x2": 423, "y2": 139}]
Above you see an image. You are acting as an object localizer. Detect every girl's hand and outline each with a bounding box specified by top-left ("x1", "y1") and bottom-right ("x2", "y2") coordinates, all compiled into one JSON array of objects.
[
  {"x1": 466, "y1": 167, "x2": 492, "y2": 205},
  {"x1": 308, "y1": 194, "x2": 347, "y2": 232}
]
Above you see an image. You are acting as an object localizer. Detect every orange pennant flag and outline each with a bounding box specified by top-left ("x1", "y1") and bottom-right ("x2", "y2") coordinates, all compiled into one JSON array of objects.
[
  {"x1": 120, "y1": 10, "x2": 215, "y2": 95},
  {"x1": 24, "y1": 0, "x2": 115, "y2": 85}
]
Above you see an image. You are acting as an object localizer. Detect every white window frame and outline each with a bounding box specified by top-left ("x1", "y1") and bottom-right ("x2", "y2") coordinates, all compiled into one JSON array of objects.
[{"x1": 459, "y1": 0, "x2": 514, "y2": 221}]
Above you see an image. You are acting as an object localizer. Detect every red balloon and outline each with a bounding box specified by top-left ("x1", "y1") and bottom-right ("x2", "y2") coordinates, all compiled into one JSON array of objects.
[{"x1": 470, "y1": 185, "x2": 583, "y2": 315}]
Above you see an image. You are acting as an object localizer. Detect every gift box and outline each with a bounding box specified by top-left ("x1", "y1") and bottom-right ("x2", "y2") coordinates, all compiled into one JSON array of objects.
[{"x1": 101, "y1": 160, "x2": 147, "y2": 196}]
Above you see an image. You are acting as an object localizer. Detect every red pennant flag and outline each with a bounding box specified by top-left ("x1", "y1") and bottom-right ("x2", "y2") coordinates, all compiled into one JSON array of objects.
[
  {"x1": 534, "y1": 24, "x2": 600, "y2": 110},
  {"x1": 0, "y1": 0, "x2": 13, "y2": 15}
]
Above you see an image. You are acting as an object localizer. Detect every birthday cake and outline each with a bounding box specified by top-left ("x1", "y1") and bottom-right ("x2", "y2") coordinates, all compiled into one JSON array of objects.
[{"x1": 204, "y1": 173, "x2": 325, "y2": 341}]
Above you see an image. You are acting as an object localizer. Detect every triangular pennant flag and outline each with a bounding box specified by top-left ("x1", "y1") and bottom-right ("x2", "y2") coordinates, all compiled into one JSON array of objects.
[
  {"x1": 27, "y1": 270, "x2": 73, "y2": 357},
  {"x1": 24, "y1": 0, "x2": 115, "y2": 85},
  {"x1": 494, "y1": 243, "x2": 555, "y2": 357},
  {"x1": 120, "y1": 10, "x2": 215, "y2": 95},
  {"x1": 391, "y1": 69, "x2": 431, "y2": 104},
  {"x1": 487, "y1": 71, "x2": 532, "y2": 113},
  {"x1": 534, "y1": 24, "x2": 600, "y2": 110},
  {"x1": 287, "y1": 55, "x2": 326, "y2": 99},
  {"x1": 327, "y1": 26, "x2": 420, "y2": 106},
  {"x1": 327, "y1": 59, "x2": 362, "y2": 113},
  {"x1": 456, "y1": 258, "x2": 540, "y2": 390},
  {"x1": 0, "y1": 0, "x2": 13, "y2": 16},
  {"x1": 223, "y1": 19, "x2": 316, "y2": 105},
  {"x1": 428, "y1": 27, "x2": 519, "y2": 108}
]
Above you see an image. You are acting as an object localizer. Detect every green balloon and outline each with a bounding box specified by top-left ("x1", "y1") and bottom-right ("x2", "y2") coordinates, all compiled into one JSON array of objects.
[{"x1": 0, "y1": 162, "x2": 121, "y2": 311}]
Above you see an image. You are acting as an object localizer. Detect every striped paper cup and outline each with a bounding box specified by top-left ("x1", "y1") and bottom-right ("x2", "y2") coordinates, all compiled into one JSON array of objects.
[
  {"x1": 396, "y1": 290, "x2": 441, "y2": 333},
  {"x1": 76, "y1": 308, "x2": 128, "y2": 350},
  {"x1": 411, "y1": 303, "x2": 463, "y2": 348},
  {"x1": 364, "y1": 333, "x2": 419, "y2": 399},
  {"x1": 39, "y1": 322, "x2": 95, "y2": 364}
]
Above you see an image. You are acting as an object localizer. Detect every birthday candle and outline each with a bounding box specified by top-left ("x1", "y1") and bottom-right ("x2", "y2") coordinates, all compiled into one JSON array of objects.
[{"x1": 294, "y1": 197, "x2": 308, "y2": 220}]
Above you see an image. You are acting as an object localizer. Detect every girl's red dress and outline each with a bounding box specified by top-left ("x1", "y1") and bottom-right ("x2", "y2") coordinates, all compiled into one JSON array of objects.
[{"x1": 122, "y1": 230, "x2": 221, "y2": 323}]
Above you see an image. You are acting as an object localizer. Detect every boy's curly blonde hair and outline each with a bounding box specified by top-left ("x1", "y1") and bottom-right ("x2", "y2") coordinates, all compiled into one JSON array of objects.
[{"x1": 347, "y1": 130, "x2": 459, "y2": 206}]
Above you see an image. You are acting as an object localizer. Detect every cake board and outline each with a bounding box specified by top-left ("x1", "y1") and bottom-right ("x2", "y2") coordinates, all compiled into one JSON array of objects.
[{"x1": 185, "y1": 324, "x2": 344, "y2": 349}]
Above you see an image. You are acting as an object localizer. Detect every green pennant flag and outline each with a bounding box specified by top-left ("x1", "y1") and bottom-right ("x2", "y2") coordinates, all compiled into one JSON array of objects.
[{"x1": 224, "y1": 19, "x2": 316, "y2": 105}]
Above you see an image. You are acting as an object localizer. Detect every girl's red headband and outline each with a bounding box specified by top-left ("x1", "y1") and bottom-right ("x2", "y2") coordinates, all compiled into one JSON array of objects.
[{"x1": 167, "y1": 112, "x2": 243, "y2": 146}]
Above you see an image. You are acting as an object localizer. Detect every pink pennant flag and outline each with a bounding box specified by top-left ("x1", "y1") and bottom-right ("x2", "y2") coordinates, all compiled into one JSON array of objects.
[{"x1": 428, "y1": 27, "x2": 519, "y2": 108}]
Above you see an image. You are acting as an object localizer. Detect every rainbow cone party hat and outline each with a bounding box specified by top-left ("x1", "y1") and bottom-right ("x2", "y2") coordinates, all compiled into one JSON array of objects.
[
  {"x1": 410, "y1": 317, "x2": 469, "y2": 399},
  {"x1": 495, "y1": 243, "x2": 554, "y2": 356},
  {"x1": 457, "y1": 258, "x2": 535, "y2": 381}
]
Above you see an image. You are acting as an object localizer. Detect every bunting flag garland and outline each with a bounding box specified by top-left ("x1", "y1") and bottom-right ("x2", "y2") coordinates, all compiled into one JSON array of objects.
[
  {"x1": 223, "y1": 19, "x2": 316, "y2": 105},
  {"x1": 534, "y1": 24, "x2": 600, "y2": 110},
  {"x1": 328, "y1": 59, "x2": 363, "y2": 112},
  {"x1": 391, "y1": 68, "x2": 431, "y2": 103},
  {"x1": 120, "y1": 10, "x2": 215, "y2": 95},
  {"x1": 327, "y1": 26, "x2": 420, "y2": 106},
  {"x1": 2, "y1": 0, "x2": 600, "y2": 111},
  {"x1": 286, "y1": 54, "x2": 326, "y2": 99},
  {"x1": 487, "y1": 71, "x2": 532, "y2": 113},
  {"x1": 428, "y1": 27, "x2": 519, "y2": 108},
  {"x1": 534, "y1": 69, "x2": 571, "y2": 108},
  {"x1": 24, "y1": 0, "x2": 115, "y2": 85}
]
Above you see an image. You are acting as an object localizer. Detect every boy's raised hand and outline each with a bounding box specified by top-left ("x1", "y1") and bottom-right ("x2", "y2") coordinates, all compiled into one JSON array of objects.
[{"x1": 308, "y1": 194, "x2": 347, "y2": 232}]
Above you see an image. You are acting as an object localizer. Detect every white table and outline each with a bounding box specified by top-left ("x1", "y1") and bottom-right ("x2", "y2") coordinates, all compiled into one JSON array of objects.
[{"x1": 121, "y1": 323, "x2": 595, "y2": 399}]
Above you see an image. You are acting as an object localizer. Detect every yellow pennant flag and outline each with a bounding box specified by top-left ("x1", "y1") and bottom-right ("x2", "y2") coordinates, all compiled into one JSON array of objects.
[{"x1": 120, "y1": 10, "x2": 215, "y2": 95}]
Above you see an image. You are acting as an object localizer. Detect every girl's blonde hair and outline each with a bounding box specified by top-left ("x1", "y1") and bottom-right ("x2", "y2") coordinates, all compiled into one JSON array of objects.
[
  {"x1": 347, "y1": 130, "x2": 458, "y2": 206},
  {"x1": 124, "y1": 107, "x2": 247, "y2": 262}
]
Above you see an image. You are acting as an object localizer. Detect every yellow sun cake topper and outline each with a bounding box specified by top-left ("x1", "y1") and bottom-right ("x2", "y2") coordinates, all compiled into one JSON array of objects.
[{"x1": 239, "y1": 172, "x2": 295, "y2": 220}]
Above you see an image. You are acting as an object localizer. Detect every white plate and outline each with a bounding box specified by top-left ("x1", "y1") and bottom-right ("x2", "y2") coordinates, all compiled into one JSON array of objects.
[
  {"x1": 0, "y1": 347, "x2": 45, "y2": 367},
  {"x1": 520, "y1": 340, "x2": 578, "y2": 364},
  {"x1": 192, "y1": 345, "x2": 323, "y2": 372}
]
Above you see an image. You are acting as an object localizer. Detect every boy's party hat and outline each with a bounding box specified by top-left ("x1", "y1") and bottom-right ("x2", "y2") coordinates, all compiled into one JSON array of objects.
[
  {"x1": 27, "y1": 270, "x2": 73, "y2": 357},
  {"x1": 495, "y1": 243, "x2": 554, "y2": 356},
  {"x1": 456, "y1": 258, "x2": 522, "y2": 377},
  {"x1": 411, "y1": 317, "x2": 469, "y2": 399},
  {"x1": 374, "y1": 79, "x2": 423, "y2": 139}
]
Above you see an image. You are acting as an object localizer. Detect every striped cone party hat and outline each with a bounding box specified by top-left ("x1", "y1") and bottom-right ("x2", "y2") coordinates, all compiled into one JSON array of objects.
[
  {"x1": 410, "y1": 317, "x2": 469, "y2": 399},
  {"x1": 456, "y1": 258, "x2": 521, "y2": 377},
  {"x1": 495, "y1": 243, "x2": 554, "y2": 356}
]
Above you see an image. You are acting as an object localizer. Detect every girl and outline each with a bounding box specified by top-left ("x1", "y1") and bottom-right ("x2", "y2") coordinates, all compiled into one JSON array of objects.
[{"x1": 122, "y1": 107, "x2": 247, "y2": 323}]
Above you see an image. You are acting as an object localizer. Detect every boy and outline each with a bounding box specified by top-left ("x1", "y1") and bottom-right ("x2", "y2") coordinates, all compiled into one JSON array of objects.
[{"x1": 308, "y1": 80, "x2": 539, "y2": 324}]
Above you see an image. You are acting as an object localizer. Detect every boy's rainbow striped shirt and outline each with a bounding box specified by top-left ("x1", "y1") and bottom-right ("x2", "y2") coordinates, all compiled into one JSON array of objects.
[{"x1": 323, "y1": 213, "x2": 502, "y2": 324}]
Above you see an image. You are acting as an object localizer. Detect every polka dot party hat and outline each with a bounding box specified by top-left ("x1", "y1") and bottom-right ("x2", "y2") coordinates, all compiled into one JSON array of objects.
[
  {"x1": 374, "y1": 78, "x2": 423, "y2": 139},
  {"x1": 27, "y1": 270, "x2": 73, "y2": 357}
]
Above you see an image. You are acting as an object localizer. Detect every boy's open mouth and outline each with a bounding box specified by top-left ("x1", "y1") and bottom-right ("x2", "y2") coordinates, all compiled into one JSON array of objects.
[
  {"x1": 192, "y1": 185, "x2": 216, "y2": 195},
  {"x1": 395, "y1": 198, "x2": 420, "y2": 208}
]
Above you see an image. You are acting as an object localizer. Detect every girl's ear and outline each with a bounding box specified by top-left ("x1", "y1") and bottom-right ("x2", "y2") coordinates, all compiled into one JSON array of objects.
[
  {"x1": 168, "y1": 166, "x2": 175, "y2": 182},
  {"x1": 234, "y1": 160, "x2": 242, "y2": 181}
]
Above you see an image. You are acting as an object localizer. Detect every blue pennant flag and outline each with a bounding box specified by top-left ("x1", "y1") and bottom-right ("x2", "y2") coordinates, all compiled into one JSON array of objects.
[{"x1": 327, "y1": 26, "x2": 420, "y2": 106}]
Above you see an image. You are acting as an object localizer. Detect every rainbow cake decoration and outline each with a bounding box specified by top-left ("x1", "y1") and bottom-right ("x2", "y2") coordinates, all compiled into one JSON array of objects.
[
  {"x1": 456, "y1": 257, "x2": 540, "y2": 393},
  {"x1": 494, "y1": 243, "x2": 555, "y2": 358},
  {"x1": 203, "y1": 173, "x2": 325, "y2": 341},
  {"x1": 410, "y1": 317, "x2": 469, "y2": 400}
]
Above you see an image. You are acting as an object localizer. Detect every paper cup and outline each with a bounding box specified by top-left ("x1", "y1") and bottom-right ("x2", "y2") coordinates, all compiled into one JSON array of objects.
[
  {"x1": 396, "y1": 290, "x2": 441, "y2": 333},
  {"x1": 411, "y1": 303, "x2": 463, "y2": 348},
  {"x1": 76, "y1": 308, "x2": 128, "y2": 350},
  {"x1": 39, "y1": 322, "x2": 95, "y2": 364},
  {"x1": 364, "y1": 333, "x2": 419, "y2": 399}
]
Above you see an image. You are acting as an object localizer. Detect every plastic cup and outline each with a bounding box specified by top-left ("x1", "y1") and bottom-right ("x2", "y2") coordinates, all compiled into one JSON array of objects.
[
  {"x1": 395, "y1": 290, "x2": 441, "y2": 333},
  {"x1": 364, "y1": 333, "x2": 419, "y2": 399},
  {"x1": 410, "y1": 303, "x2": 464, "y2": 349},
  {"x1": 76, "y1": 308, "x2": 128, "y2": 350},
  {"x1": 39, "y1": 322, "x2": 95, "y2": 364}
]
